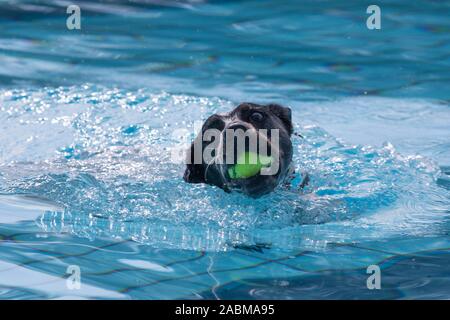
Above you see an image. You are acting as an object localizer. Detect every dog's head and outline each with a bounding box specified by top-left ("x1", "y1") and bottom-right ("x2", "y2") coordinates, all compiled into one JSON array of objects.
[{"x1": 183, "y1": 103, "x2": 293, "y2": 197}]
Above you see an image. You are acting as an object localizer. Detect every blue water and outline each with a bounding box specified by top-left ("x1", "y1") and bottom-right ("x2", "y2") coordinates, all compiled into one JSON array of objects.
[{"x1": 0, "y1": 0, "x2": 449, "y2": 299}]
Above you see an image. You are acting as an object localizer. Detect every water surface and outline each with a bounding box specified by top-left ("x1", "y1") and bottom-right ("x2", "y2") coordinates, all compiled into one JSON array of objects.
[{"x1": 0, "y1": 0, "x2": 449, "y2": 299}]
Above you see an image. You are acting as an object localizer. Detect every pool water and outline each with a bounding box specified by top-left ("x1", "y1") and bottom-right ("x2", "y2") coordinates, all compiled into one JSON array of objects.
[{"x1": 0, "y1": 0, "x2": 449, "y2": 299}]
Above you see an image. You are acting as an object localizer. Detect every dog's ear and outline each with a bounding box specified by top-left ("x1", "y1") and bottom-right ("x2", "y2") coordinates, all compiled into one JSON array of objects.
[
  {"x1": 268, "y1": 104, "x2": 293, "y2": 135},
  {"x1": 183, "y1": 140, "x2": 206, "y2": 183}
]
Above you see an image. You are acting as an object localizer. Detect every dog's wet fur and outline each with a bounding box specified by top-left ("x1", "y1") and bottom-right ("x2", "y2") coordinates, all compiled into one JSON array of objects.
[{"x1": 183, "y1": 103, "x2": 294, "y2": 197}]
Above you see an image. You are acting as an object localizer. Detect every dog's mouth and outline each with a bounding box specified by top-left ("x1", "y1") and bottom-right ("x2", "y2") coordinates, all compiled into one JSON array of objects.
[
  {"x1": 203, "y1": 126, "x2": 288, "y2": 197},
  {"x1": 214, "y1": 151, "x2": 283, "y2": 197},
  {"x1": 226, "y1": 152, "x2": 272, "y2": 179},
  {"x1": 224, "y1": 169, "x2": 281, "y2": 198}
]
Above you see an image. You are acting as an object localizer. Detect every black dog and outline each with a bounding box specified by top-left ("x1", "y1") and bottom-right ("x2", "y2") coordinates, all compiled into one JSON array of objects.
[{"x1": 183, "y1": 103, "x2": 294, "y2": 197}]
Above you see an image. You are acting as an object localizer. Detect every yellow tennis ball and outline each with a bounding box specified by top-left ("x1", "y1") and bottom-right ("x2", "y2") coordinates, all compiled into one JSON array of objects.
[{"x1": 227, "y1": 152, "x2": 272, "y2": 179}]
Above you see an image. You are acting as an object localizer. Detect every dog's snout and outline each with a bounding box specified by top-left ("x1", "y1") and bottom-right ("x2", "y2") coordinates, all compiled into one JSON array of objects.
[
  {"x1": 222, "y1": 122, "x2": 254, "y2": 165},
  {"x1": 226, "y1": 122, "x2": 248, "y2": 132}
]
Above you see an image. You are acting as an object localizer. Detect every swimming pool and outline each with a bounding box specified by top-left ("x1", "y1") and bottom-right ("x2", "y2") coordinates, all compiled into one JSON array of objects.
[{"x1": 0, "y1": 0, "x2": 449, "y2": 299}]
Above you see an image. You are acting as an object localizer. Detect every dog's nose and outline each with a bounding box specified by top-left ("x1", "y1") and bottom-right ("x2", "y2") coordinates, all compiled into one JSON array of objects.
[
  {"x1": 226, "y1": 123, "x2": 248, "y2": 132},
  {"x1": 222, "y1": 122, "x2": 254, "y2": 165}
]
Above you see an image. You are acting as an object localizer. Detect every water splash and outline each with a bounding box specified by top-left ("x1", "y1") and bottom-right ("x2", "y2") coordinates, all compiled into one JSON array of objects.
[{"x1": 0, "y1": 86, "x2": 448, "y2": 251}]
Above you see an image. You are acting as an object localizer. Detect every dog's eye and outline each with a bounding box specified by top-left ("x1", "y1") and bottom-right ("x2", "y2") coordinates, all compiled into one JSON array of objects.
[{"x1": 250, "y1": 112, "x2": 264, "y2": 122}]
